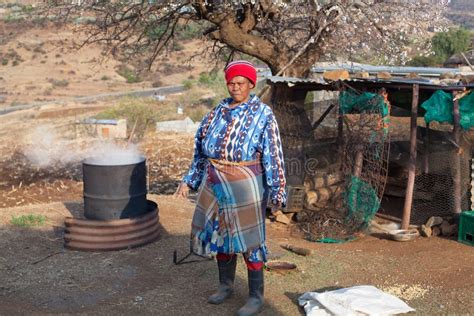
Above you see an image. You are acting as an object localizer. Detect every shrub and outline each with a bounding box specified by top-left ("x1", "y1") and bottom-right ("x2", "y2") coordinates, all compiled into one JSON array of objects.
[
  {"x1": 147, "y1": 24, "x2": 167, "y2": 40},
  {"x1": 162, "y1": 63, "x2": 175, "y2": 75},
  {"x1": 43, "y1": 87, "x2": 53, "y2": 95},
  {"x1": 175, "y1": 22, "x2": 205, "y2": 40},
  {"x1": 406, "y1": 55, "x2": 442, "y2": 67},
  {"x1": 101, "y1": 75, "x2": 110, "y2": 81},
  {"x1": 49, "y1": 79, "x2": 69, "y2": 87},
  {"x1": 185, "y1": 104, "x2": 210, "y2": 122},
  {"x1": 116, "y1": 65, "x2": 141, "y2": 83},
  {"x1": 197, "y1": 71, "x2": 228, "y2": 104},
  {"x1": 96, "y1": 97, "x2": 165, "y2": 140},
  {"x1": 171, "y1": 41, "x2": 184, "y2": 51},
  {"x1": 11, "y1": 214, "x2": 46, "y2": 227},
  {"x1": 182, "y1": 79, "x2": 193, "y2": 90},
  {"x1": 21, "y1": 5, "x2": 34, "y2": 14},
  {"x1": 152, "y1": 79, "x2": 163, "y2": 87}
]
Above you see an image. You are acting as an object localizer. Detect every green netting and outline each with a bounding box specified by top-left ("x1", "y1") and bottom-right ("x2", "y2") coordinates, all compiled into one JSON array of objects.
[
  {"x1": 339, "y1": 91, "x2": 389, "y2": 117},
  {"x1": 316, "y1": 237, "x2": 356, "y2": 243},
  {"x1": 338, "y1": 91, "x2": 387, "y2": 232},
  {"x1": 344, "y1": 176, "x2": 380, "y2": 228},
  {"x1": 421, "y1": 90, "x2": 474, "y2": 130}
]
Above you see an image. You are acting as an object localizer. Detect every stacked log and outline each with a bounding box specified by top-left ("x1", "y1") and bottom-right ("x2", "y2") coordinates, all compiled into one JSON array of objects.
[{"x1": 304, "y1": 170, "x2": 344, "y2": 211}]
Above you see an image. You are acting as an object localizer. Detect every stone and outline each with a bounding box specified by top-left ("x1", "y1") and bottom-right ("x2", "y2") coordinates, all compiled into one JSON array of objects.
[
  {"x1": 405, "y1": 72, "x2": 420, "y2": 79},
  {"x1": 425, "y1": 216, "x2": 443, "y2": 228},
  {"x1": 275, "y1": 211, "x2": 292, "y2": 225},
  {"x1": 440, "y1": 78, "x2": 461, "y2": 85},
  {"x1": 420, "y1": 224, "x2": 432, "y2": 237},
  {"x1": 439, "y1": 72, "x2": 455, "y2": 80},
  {"x1": 432, "y1": 226, "x2": 441, "y2": 236},
  {"x1": 323, "y1": 70, "x2": 350, "y2": 82},
  {"x1": 461, "y1": 74, "x2": 474, "y2": 84},
  {"x1": 354, "y1": 71, "x2": 370, "y2": 78},
  {"x1": 440, "y1": 221, "x2": 457, "y2": 237},
  {"x1": 376, "y1": 72, "x2": 392, "y2": 79}
]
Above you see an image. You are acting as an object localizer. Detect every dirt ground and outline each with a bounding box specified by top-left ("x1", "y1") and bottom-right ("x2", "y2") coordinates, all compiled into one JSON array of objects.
[
  {"x1": 1, "y1": 15, "x2": 474, "y2": 316},
  {"x1": 1, "y1": 107, "x2": 474, "y2": 315},
  {"x1": 1, "y1": 194, "x2": 474, "y2": 315}
]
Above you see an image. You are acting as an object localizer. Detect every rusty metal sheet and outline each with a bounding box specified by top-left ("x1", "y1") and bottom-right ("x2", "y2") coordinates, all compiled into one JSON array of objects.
[{"x1": 64, "y1": 201, "x2": 160, "y2": 251}]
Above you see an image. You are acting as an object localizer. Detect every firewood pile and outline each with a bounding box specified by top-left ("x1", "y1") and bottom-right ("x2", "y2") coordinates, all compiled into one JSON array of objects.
[
  {"x1": 0, "y1": 150, "x2": 83, "y2": 208},
  {"x1": 142, "y1": 133, "x2": 194, "y2": 195}
]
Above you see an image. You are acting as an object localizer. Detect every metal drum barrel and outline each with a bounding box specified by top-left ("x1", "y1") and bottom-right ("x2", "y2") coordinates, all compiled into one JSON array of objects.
[{"x1": 83, "y1": 156, "x2": 148, "y2": 220}]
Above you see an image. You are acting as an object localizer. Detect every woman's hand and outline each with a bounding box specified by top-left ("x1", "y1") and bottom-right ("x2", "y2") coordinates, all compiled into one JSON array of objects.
[{"x1": 174, "y1": 182, "x2": 190, "y2": 199}]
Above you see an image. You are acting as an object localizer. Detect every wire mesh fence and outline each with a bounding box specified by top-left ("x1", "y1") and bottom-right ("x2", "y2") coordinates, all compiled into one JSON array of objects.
[
  {"x1": 298, "y1": 88, "x2": 473, "y2": 240},
  {"x1": 410, "y1": 135, "x2": 471, "y2": 224}
]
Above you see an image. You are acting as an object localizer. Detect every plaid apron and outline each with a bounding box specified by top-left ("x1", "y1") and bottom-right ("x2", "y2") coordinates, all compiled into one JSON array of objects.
[{"x1": 191, "y1": 159, "x2": 268, "y2": 260}]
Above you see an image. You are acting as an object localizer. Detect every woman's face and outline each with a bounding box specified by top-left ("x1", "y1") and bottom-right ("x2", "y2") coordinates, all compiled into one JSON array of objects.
[{"x1": 226, "y1": 76, "x2": 254, "y2": 104}]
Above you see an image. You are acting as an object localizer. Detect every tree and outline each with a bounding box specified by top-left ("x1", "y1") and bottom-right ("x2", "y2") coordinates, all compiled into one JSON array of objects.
[
  {"x1": 407, "y1": 27, "x2": 471, "y2": 67},
  {"x1": 43, "y1": 0, "x2": 450, "y2": 183},
  {"x1": 432, "y1": 27, "x2": 471, "y2": 60}
]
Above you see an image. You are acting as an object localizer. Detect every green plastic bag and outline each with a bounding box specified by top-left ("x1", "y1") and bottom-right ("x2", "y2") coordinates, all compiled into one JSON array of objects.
[
  {"x1": 339, "y1": 91, "x2": 389, "y2": 117},
  {"x1": 421, "y1": 90, "x2": 474, "y2": 130}
]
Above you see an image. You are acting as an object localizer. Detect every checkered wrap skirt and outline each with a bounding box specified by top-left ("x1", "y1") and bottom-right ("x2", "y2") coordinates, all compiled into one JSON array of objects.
[{"x1": 191, "y1": 159, "x2": 268, "y2": 262}]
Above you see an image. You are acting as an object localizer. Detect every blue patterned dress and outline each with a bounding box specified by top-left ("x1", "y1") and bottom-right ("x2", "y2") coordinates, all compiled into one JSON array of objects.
[{"x1": 183, "y1": 94, "x2": 286, "y2": 262}]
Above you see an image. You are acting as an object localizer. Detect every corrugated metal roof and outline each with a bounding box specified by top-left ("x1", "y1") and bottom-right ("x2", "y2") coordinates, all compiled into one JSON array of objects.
[
  {"x1": 265, "y1": 75, "x2": 472, "y2": 90},
  {"x1": 80, "y1": 118, "x2": 119, "y2": 125},
  {"x1": 311, "y1": 63, "x2": 461, "y2": 77},
  {"x1": 265, "y1": 76, "x2": 329, "y2": 85}
]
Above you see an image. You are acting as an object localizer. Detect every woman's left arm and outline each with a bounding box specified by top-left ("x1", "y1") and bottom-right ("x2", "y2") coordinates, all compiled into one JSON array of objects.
[{"x1": 262, "y1": 112, "x2": 287, "y2": 207}]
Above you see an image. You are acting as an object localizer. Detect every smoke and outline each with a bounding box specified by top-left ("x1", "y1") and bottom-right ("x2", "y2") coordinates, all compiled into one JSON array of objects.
[
  {"x1": 23, "y1": 125, "x2": 83, "y2": 167},
  {"x1": 22, "y1": 125, "x2": 144, "y2": 168},
  {"x1": 84, "y1": 142, "x2": 143, "y2": 166}
]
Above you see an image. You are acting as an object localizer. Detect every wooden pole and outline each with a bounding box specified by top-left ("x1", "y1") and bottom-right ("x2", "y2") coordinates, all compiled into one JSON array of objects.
[
  {"x1": 337, "y1": 113, "x2": 343, "y2": 158},
  {"x1": 423, "y1": 122, "x2": 430, "y2": 174},
  {"x1": 354, "y1": 148, "x2": 364, "y2": 178},
  {"x1": 402, "y1": 84, "x2": 419, "y2": 229},
  {"x1": 453, "y1": 94, "x2": 462, "y2": 214},
  {"x1": 312, "y1": 103, "x2": 336, "y2": 130}
]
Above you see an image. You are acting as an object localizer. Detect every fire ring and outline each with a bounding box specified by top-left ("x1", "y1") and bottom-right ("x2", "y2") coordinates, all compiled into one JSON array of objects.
[{"x1": 64, "y1": 200, "x2": 159, "y2": 251}]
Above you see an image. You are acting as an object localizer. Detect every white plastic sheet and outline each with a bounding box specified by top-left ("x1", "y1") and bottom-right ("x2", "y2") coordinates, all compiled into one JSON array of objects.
[{"x1": 298, "y1": 285, "x2": 415, "y2": 316}]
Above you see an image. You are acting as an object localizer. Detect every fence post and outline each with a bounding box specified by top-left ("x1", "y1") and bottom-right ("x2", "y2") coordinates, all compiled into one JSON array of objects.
[{"x1": 402, "y1": 84, "x2": 419, "y2": 229}]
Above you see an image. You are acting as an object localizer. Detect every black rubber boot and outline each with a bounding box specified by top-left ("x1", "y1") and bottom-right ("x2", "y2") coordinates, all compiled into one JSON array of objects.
[
  {"x1": 208, "y1": 256, "x2": 237, "y2": 304},
  {"x1": 236, "y1": 268, "x2": 264, "y2": 316}
]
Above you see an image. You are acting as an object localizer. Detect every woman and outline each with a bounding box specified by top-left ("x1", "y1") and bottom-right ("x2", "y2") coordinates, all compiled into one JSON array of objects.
[{"x1": 175, "y1": 60, "x2": 286, "y2": 316}]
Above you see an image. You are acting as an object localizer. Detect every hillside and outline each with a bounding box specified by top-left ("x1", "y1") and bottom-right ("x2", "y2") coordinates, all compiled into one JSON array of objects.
[
  {"x1": 0, "y1": 10, "x2": 214, "y2": 109},
  {"x1": 447, "y1": 0, "x2": 474, "y2": 30}
]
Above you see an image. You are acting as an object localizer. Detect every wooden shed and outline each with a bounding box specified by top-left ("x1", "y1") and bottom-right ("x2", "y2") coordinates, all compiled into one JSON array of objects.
[{"x1": 267, "y1": 71, "x2": 474, "y2": 229}]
